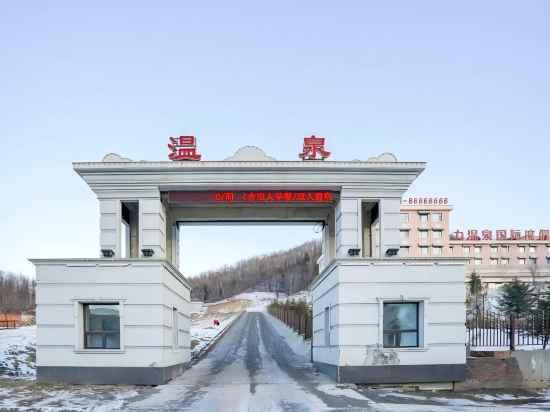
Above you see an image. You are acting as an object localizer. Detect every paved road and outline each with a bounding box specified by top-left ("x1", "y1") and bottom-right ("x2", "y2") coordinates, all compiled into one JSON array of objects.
[
  {"x1": 126, "y1": 312, "x2": 550, "y2": 412},
  {"x1": 127, "y1": 311, "x2": 374, "y2": 411}
]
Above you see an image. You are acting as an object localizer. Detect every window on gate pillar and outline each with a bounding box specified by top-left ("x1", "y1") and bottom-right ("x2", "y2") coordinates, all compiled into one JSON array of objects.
[
  {"x1": 83, "y1": 303, "x2": 120, "y2": 349},
  {"x1": 383, "y1": 302, "x2": 420, "y2": 348},
  {"x1": 121, "y1": 201, "x2": 139, "y2": 258},
  {"x1": 324, "y1": 306, "x2": 330, "y2": 346},
  {"x1": 172, "y1": 307, "x2": 179, "y2": 349},
  {"x1": 362, "y1": 201, "x2": 380, "y2": 258}
]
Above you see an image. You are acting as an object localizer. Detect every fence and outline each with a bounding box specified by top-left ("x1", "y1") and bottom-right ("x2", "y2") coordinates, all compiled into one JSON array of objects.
[
  {"x1": 467, "y1": 309, "x2": 550, "y2": 350},
  {"x1": 0, "y1": 320, "x2": 18, "y2": 329},
  {"x1": 268, "y1": 305, "x2": 312, "y2": 339}
]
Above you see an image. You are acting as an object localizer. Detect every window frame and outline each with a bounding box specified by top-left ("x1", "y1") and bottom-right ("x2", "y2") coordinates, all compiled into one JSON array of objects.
[
  {"x1": 324, "y1": 306, "x2": 330, "y2": 347},
  {"x1": 382, "y1": 302, "x2": 420, "y2": 349},
  {"x1": 418, "y1": 230, "x2": 429, "y2": 242},
  {"x1": 83, "y1": 302, "x2": 121, "y2": 350},
  {"x1": 432, "y1": 212, "x2": 443, "y2": 223},
  {"x1": 172, "y1": 307, "x2": 179, "y2": 350},
  {"x1": 418, "y1": 213, "x2": 429, "y2": 225}
]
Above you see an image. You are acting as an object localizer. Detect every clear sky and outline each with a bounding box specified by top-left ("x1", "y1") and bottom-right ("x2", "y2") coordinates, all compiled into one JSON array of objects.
[{"x1": 0, "y1": 1, "x2": 549, "y2": 276}]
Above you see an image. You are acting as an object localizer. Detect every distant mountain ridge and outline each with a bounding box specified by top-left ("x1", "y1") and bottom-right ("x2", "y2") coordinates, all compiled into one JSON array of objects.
[{"x1": 190, "y1": 240, "x2": 321, "y2": 302}]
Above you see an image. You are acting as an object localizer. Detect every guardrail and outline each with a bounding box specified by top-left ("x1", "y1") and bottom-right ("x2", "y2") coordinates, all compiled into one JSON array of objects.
[
  {"x1": 0, "y1": 320, "x2": 18, "y2": 329},
  {"x1": 268, "y1": 306, "x2": 312, "y2": 339},
  {"x1": 467, "y1": 309, "x2": 550, "y2": 350}
]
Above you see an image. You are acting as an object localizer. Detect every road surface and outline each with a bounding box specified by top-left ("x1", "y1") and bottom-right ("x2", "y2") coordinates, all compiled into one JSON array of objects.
[
  {"x1": 127, "y1": 311, "x2": 374, "y2": 411},
  {"x1": 126, "y1": 312, "x2": 550, "y2": 412}
]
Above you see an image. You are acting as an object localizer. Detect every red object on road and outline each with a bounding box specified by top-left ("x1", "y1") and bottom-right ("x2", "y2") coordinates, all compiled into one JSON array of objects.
[{"x1": 213, "y1": 319, "x2": 220, "y2": 327}]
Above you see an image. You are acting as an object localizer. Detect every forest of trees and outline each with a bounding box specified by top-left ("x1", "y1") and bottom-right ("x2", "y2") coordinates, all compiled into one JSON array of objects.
[
  {"x1": 0, "y1": 271, "x2": 36, "y2": 315},
  {"x1": 190, "y1": 240, "x2": 322, "y2": 302}
]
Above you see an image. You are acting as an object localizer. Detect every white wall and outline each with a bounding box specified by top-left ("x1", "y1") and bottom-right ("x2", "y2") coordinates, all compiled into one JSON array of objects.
[
  {"x1": 33, "y1": 259, "x2": 191, "y2": 369},
  {"x1": 311, "y1": 259, "x2": 466, "y2": 368}
]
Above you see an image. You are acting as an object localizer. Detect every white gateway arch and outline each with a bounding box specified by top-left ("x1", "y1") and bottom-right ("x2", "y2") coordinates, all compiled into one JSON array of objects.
[{"x1": 31, "y1": 146, "x2": 466, "y2": 385}]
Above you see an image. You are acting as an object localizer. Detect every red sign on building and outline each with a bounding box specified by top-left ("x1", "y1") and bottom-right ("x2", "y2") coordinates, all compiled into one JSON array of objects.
[
  {"x1": 168, "y1": 191, "x2": 335, "y2": 204},
  {"x1": 299, "y1": 136, "x2": 331, "y2": 161},
  {"x1": 451, "y1": 229, "x2": 550, "y2": 241},
  {"x1": 168, "y1": 136, "x2": 202, "y2": 161}
]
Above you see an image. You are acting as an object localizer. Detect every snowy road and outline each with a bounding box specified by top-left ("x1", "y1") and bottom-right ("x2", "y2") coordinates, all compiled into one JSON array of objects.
[
  {"x1": 2, "y1": 315, "x2": 550, "y2": 410},
  {"x1": 127, "y1": 311, "x2": 374, "y2": 411}
]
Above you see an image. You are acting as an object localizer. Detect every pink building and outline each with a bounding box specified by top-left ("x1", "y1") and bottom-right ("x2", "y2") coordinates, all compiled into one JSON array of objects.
[{"x1": 401, "y1": 197, "x2": 550, "y2": 285}]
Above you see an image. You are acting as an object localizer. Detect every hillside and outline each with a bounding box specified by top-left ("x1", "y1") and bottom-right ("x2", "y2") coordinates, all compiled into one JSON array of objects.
[{"x1": 190, "y1": 240, "x2": 321, "y2": 302}]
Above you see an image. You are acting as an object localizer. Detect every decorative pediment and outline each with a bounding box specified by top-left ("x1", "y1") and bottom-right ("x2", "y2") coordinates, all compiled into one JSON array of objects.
[
  {"x1": 224, "y1": 146, "x2": 277, "y2": 161},
  {"x1": 366, "y1": 152, "x2": 398, "y2": 162},
  {"x1": 102, "y1": 153, "x2": 132, "y2": 162}
]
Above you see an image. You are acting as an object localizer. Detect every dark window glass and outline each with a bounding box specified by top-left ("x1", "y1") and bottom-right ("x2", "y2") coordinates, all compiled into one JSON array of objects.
[
  {"x1": 383, "y1": 302, "x2": 419, "y2": 348},
  {"x1": 84, "y1": 304, "x2": 120, "y2": 349}
]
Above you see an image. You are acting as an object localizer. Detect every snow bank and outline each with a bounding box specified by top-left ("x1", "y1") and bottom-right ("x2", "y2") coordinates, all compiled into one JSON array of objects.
[
  {"x1": 265, "y1": 311, "x2": 311, "y2": 360},
  {"x1": 0, "y1": 325, "x2": 36, "y2": 379}
]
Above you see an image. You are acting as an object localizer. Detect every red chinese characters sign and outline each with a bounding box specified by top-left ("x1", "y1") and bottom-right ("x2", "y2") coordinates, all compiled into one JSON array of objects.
[
  {"x1": 451, "y1": 229, "x2": 550, "y2": 241},
  {"x1": 168, "y1": 136, "x2": 202, "y2": 161},
  {"x1": 299, "y1": 136, "x2": 331, "y2": 160},
  {"x1": 168, "y1": 191, "x2": 335, "y2": 204}
]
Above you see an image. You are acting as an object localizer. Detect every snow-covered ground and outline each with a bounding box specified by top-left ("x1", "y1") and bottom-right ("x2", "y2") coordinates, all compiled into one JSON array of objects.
[
  {"x1": 3, "y1": 293, "x2": 550, "y2": 410},
  {"x1": 0, "y1": 326, "x2": 36, "y2": 379},
  {"x1": 233, "y1": 291, "x2": 279, "y2": 311},
  {"x1": 191, "y1": 312, "x2": 239, "y2": 357}
]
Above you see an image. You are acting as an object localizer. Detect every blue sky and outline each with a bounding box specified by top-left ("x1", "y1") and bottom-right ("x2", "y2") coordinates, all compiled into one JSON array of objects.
[{"x1": 0, "y1": 1, "x2": 549, "y2": 276}]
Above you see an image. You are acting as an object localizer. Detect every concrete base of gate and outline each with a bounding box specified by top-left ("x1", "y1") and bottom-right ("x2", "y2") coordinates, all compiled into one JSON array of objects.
[
  {"x1": 37, "y1": 363, "x2": 188, "y2": 386},
  {"x1": 314, "y1": 361, "x2": 466, "y2": 384}
]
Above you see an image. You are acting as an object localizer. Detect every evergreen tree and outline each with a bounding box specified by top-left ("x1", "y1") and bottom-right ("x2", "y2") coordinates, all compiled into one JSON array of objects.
[
  {"x1": 467, "y1": 272, "x2": 483, "y2": 312},
  {"x1": 497, "y1": 278, "x2": 535, "y2": 316},
  {"x1": 535, "y1": 286, "x2": 550, "y2": 349}
]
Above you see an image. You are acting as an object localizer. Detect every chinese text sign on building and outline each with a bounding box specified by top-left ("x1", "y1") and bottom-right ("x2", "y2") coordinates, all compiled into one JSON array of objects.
[
  {"x1": 168, "y1": 136, "x2": 202, "y2": 161},
  {"x1": 299, "y1": 136, "x2": 331, "y2": 160},
  {"x1": 451, "y1": 229, "x2": 550, "y2": 241}
]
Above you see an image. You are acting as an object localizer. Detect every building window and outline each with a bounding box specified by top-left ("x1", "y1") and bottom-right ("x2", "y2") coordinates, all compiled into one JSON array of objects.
[
  {"x1": 383, "y1": 302, "x2": 419, "y2": 348},
  {"x1": 474, "y1": 258, "x2": 482, "y2": 265},
  {"x1": 490, "y1": 258, "x2": 498, "y2": 265},
  {"x1": 518, "y1": 246, "x2": 525, "y2": 255},
  {"x1": 529, "y1": 257, "x2": 537, "y2": 265},
  {"x1": 463, "y1": 246, "x2": 470, "y2": 256},
  {"x1": 547, "y1": 246, "x2": 550, "y2": 255},
  {"x1": 529, "y1": 246, "x2": 537, "y2": 255},
  {"x1": 518, "y1": 258, "x2": 526, "y2": 265},
  {"x1": 419, "y1": 246, "x2": 429, "y2": 256},
  {"x1": 418, "y1": 230, "x2": 429, "y2": 242},
  {"x1": 432, "y1": 212, "x2": 443, "y2": 223},
  {"x1": 490, "y1": 246, "x2": 498, "y2": 255},
  {"x1": 400, "y1": 213, "x2": 409, "y2": 224},
  {"x1": 400, "y1": 230, "x2": 410, "y2": 243},
  {"x1": 547, "y1": 257, "x2": 550, "y2": 265},
  {"x1": 432, "y1": 246, "x2": 442, "y2": 256},
  {"x1": 432, "y1": 230, "x2": 443, "y2": 243},
  {"x1": 474, "y1": 246, "x2": 482, "y2": 255},
  {"x1": 399, "y1": 247, "x2": 409, "y2": 257},
  {"x1": 500, "y1": 258, "x2": 510, "y2": 265},
  {"x1": 172, "y1": 307, "x2": 178, "y2": 349},
  {"x1": 324, "y1": 307, "x2": 330, "y2": 346},
  {"x1": 419, "y1": 213, "x2": 429, "y2": 225},
  {"x1": 84, "y1": 303, "x2": 120, "y2": 349},
  {"x1": 501, "y1": 246, "x2": 509, "y2": 255}
]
